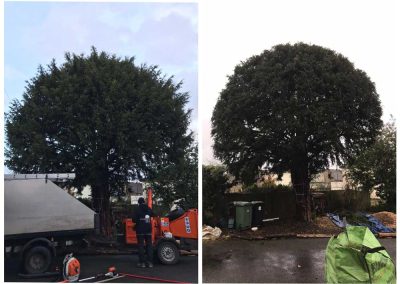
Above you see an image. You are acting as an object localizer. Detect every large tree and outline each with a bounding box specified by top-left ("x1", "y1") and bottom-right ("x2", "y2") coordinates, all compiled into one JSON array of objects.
[
  {"x1": 6, "y1": 48, "x2": 192, "y2": 235},
  {"x1": 212, "y1": 43, "x2": 382, "y2": 221},
  {"x1": 346, "y1": 120, "x2": 396, "y2": 208}
]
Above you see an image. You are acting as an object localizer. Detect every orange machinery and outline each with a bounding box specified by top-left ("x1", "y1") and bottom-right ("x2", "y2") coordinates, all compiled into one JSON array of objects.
[{"x1": 123, "y1": 188, "x2": 198, "y2": 264}]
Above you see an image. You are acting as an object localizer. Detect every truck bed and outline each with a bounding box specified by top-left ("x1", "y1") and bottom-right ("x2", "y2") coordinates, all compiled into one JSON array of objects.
[{"x1": 5, "y1": 179, "x2": 95, "y2": 237}]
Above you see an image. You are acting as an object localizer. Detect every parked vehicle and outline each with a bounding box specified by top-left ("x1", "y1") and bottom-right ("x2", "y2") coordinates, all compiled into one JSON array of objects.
[
  {"x1": 4, "y1": 174, "x2": 96, "y2": 274},
  {"x1": 5, "y1": 174, "x2": 198, "y2": 275}
]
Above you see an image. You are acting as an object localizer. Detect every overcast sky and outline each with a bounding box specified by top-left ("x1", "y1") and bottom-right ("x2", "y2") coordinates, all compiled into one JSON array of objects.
[
  {"x1": 3, "y1": 1, "x2": 399, "y2": 167},
  {"x1": 200, "y1": 0, "x2": 399, "y2": 164},
  {"x1": 4, "y1": 2, "x2": 198, "y2": 132}
]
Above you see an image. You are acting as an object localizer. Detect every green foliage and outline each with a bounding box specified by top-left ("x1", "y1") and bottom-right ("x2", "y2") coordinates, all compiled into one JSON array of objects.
[
  {"x1": 6, "y1": 47, "x2": 191, "y2": 190},
  {"x1": 346, "y1": 120, "x2": 396, "y2": 207},
  {"x1": 212, "y1": 42, "x2": 382, "y2": 190},
  {"x1": 5, "y1": 48, "x2": 192, "y2": 234},
  {"x1": 244, "y1": 183, "x2": 291, "y2": 193},
  {"x1": 202, "y1": 165, "x2": 231, "y2": 225},
  {"x1": 151, "y1": 143, "x2": 198, "y2": 209}
]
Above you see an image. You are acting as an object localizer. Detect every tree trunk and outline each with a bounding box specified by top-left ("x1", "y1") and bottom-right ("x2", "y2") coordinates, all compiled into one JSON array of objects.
[
  {"x1": 92, "y1": 184, "x2": 112, "y2": 237},
  {"x1": 291, "y1": 165, "x2": 312, "y2": 222}
]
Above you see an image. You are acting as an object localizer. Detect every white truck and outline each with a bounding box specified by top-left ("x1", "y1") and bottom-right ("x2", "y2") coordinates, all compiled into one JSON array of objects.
[{"x1": 4, "y1": 174, "x2": 96, "y2": 275}]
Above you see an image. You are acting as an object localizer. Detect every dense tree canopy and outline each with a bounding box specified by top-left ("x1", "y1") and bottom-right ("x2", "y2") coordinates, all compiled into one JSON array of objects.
[
  {"x1": 152, "y1": 142, "x2": 198, "y2": 209},
  {"x1": 212, "y1": 43, "x2": 382, "y2": 220},
  {"x1": 346, "y1": 120, "x2": 396, "y2": 208},
  {"x1": 6, "y1": 48, "x2": 193, "y2": 235}
]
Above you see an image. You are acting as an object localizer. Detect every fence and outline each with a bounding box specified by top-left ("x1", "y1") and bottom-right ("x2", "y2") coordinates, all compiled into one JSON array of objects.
[
  {"x1": 324, "y1": 190, "x2": 370, "y2": 212},
  {"x1": 224, "y1": 189, "x2": 371, "y2": 221},
  {"x1": 226, "y1": 190, "x2": 297, "y2": 220}
]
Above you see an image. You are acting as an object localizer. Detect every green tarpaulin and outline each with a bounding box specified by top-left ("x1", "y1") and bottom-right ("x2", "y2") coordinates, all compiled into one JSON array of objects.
[{"x1": 325, "y1": 226, "x2": 395, "y2": 283}]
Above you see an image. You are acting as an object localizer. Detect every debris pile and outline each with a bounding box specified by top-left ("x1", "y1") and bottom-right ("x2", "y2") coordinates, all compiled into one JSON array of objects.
[
  {"x1": 202, "y1": 225, "x2": 222, "y2": 240},
  {"x1": 327, "y1": 212, "x2": 395, "y2": 234},
  {"x1": 373, "y1": 211, "x2": 396, "y2": 229},
  {"x1": 228, "y1": 216, "x2": 342, "y2": 240}
]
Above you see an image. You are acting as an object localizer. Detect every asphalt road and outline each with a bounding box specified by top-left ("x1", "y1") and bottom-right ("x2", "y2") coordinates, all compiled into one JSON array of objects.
[
  {"x1": 5, "y1": 253, "x2": 198, "y2": 283},
  {"x1": 203, "y1": 238, "x2": 396, "y2": 283}
]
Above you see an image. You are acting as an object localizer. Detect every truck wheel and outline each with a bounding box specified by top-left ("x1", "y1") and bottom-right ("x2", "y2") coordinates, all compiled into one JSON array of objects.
[
  {"x1": 24, "y1": 246, "x2": 52, "y2": 274},
  {"x1": 157, "y1": 242, "x2": 179, "y2": 265}
]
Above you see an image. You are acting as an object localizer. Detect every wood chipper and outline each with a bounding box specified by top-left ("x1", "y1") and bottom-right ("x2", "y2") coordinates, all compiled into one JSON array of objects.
[{"x1": 123, "y1": 188, "x2": 198, "y2": 265}]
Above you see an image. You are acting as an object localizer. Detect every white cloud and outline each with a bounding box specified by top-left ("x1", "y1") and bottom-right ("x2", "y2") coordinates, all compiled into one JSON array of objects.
[
  {"x1": 152, "y1": 3, "x2": 198, "y2": 27},
  {"x1": 5, "y1": 2, "x2": 198, "y2": 114}
]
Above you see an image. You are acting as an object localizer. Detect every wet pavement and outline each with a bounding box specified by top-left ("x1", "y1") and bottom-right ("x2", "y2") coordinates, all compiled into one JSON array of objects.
[
  {"x1": 203, "y1": 238, "x2": 396, "y2": 283},
  {"x1": 5, "y1": 254, "x2": 198, "y2": 283}
]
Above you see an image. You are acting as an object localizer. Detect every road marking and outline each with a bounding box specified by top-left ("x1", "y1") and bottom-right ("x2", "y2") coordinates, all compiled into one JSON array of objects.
[{"x1": 96, "y1": 275, "x2": 125, "y2": 282}]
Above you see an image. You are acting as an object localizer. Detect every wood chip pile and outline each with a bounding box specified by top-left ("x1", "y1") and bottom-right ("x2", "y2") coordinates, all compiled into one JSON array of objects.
[{"x1": 373, "y1": 211, "x2": 396, "y2": 229}]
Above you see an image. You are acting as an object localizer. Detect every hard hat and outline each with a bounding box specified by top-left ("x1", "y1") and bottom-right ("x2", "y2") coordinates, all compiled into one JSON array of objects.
[{"x1": 62, "y1": 253, "x2": 80, "y2": 282}]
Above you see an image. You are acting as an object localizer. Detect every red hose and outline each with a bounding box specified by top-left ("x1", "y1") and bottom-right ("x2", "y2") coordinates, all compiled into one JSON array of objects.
[{"x1": 119, "y1": 272, "x2": 189, "y2": 283}]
